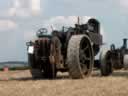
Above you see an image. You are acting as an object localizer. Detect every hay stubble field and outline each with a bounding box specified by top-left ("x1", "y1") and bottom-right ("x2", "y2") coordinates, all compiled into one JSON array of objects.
[{"x1": 0, "y1": 70, "x2": 128, "y2": 96}]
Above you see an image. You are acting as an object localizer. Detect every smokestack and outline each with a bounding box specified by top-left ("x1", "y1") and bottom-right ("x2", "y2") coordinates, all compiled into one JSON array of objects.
[
  {"x1": 78, "y1": 16, "x2": 80, "y2": 25},
  {"x1": 123, "y1": 38, "x2": 128, "y2": 49}
]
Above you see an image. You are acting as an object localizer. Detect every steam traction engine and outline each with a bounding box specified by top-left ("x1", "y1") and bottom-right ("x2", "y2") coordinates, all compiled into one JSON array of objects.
[
  {"x1": 100, "y1": 38, "x2": 128, "y2": 76},
  {"x1": 27, "y1": 18, "x2": 103, "y2": 79}
]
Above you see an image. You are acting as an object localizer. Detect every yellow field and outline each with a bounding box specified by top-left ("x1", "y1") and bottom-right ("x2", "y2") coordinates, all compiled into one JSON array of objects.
[{"x1": 0, "y1": 70, "x2": 128, "y2": 96}]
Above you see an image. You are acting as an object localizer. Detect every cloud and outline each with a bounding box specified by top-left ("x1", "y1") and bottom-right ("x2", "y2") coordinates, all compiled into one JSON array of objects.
[
  {"x1": 120, "y1": 0, "x2": 128, "y2": 8},
  {"x1": 42, "y1": 16, "x2": 76, "y2": 33},
  {"x1": 8, "y1": 0, "x2": 41, "y2": 17},
  {"x1": 119, "y1": 0, "x2": 128, "y2": 13},
  {"x1": 31, "y1": 0, "x2": 41, "y2": 16},
  {"x1": 43, "y1": 16, "x2": 92, "y2": 32},
  {"x1": 9, "y1": 0, "x2": 30, "y2": 17},
  {"x1": 23, "y1": 16, "x2": 98, "y2": 41},
  {"x1": 0, "y1": 20, "x2": 17, "y2": 31},
  {"x1": 9, "y1": 7, "x2": 30, "y2": 17},
  {"x1": 44, "y1": 16, "x2": 106, "y2": 42}
]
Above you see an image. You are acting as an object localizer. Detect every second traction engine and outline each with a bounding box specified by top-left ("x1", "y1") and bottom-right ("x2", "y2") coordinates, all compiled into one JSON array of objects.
[{"x1": 100, "y1": 38, "x2": 128, "y2": 76}]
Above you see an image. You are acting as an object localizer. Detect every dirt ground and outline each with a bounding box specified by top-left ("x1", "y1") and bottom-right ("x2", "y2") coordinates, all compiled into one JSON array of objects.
[{"x1": 0, "y1": 70, "x2": 128, "y2": 96}]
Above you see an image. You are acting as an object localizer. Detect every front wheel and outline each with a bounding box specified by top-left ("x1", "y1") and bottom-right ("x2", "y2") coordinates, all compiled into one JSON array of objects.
[
  {"x1": 28, "y1": 54, "x2": 44, "y2": 79},
  {"x1": 43, "y1": 62, "x2": 57, "y2": 79},
  {"x1": 100, "y1": 49, "x2": 113, "y2": 76}
]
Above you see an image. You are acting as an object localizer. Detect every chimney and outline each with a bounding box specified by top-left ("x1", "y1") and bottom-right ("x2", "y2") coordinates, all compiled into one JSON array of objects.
[{"x1": 123, "y1": 38, "x2": 128, "y2": 49}]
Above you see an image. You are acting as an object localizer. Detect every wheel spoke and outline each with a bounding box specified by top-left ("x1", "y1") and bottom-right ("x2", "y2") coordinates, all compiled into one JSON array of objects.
[
  {"x1": 80, "y1": 58, "x2": 85, "y2": 63},
  {"x1": 82, "y1": 54, "x2": 87, "y2": 60},
  {"x1": 83, "y1": 45, "x2": 89, "y2": 52},
  {"x1": 80, "y1": 53, "x2": 91, "y2": 61},
  {"x1": 80, "y1": 50, "x2": 84, "y2": 55},
  {"x1": 80, "y1": 42, "x2": 92, "y2": 75}
]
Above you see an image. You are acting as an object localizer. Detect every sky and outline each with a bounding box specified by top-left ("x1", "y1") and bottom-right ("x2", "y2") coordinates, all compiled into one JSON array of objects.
[{"x1": 0, "y1": 0, "x2": 128, "y2": 62}]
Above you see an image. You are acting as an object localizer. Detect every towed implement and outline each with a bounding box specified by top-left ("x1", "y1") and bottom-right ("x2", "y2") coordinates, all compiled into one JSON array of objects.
[{"x1": 27, "y1": 18, "x2": 103, "y2": 79}]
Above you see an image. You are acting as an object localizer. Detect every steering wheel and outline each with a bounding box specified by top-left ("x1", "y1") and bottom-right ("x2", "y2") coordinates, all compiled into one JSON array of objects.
[{"x1": 36, "y1": 28, "x2": 48, "y2": 37}]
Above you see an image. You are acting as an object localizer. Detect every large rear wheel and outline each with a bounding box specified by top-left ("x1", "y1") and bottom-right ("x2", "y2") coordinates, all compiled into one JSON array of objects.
[{"x1": 67, "y1": 35, "x2": 94, "y2": 79}]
